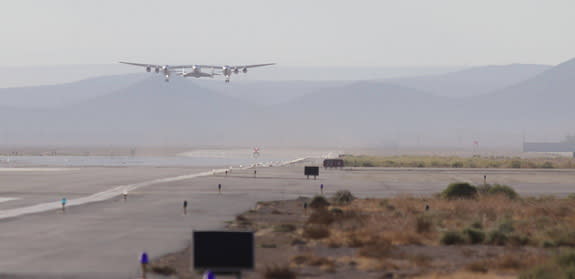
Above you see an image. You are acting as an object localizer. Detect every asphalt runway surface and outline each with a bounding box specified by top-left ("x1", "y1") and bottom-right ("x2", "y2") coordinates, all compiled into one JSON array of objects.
[{"x1": 0, "y1": 163, "x2": 574, "y2": 278}]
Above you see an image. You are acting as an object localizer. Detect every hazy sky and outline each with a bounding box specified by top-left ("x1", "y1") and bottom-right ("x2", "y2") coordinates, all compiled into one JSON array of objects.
[{"x1": 1, "y1": 0, "x2": 574, "y2": 67}]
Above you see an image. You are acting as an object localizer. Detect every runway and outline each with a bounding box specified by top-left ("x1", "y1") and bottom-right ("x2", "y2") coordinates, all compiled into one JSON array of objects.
[{"x1": 0, "y1": 163, "x2": 574, "y2": 278}]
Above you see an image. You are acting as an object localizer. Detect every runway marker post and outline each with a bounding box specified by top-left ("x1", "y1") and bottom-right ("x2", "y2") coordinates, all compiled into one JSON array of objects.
[
  {"x1": 123, "y1": 190, "x2": 128, "y2": 201},
  {"x1": 218, "y1": 184, "x2": 222, "y2": 194},
  {"x1": 183, "y1": 200, "x2": 188, "y2": 215},
  {"x1": 320, "y1": 184, "x2": 324, "y2": 195},
  {"x1": 61, "y1": 197, "x2": 67, "y2": 213},
  {"x1": 140, "y1": 252, "x2": 149, "y2": 278},
  {"x1": 304, "y1": 202, "x2": 308, "y2": 216},
  {"x1": 484, "y1": 175, "x2": 487, "y2": 185}
]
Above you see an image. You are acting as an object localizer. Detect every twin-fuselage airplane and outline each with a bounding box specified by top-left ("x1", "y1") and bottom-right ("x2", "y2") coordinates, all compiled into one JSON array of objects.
[{"x1": 119, "y1": 62, "x2": 275, "y2": 83}]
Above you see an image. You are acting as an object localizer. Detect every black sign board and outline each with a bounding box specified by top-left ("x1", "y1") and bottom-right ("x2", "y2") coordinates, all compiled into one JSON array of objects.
[
  {"x1": 305, "y1": 166, "x2": 319, "y2": 179},
  {"x1": 193, "y1": 231, "x2": 254, "y2": 271}
]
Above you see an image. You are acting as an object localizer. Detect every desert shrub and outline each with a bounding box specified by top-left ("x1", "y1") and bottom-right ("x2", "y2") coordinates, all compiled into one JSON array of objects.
[
  {"x1": 508, "y1": 234, "x2": 530, "y2": 246},
  {"x1": 541, "y1": 162, "x2": 554, "y2": 169},
  {"x1": 486, "y1": 230, "x2": 508, "y2": 246},
  {"x1": 274, "y1": 224, "x2": 297, "y2": 233},
  {"x1": 568, "y1": 193, "x2": 575, "y2": 200},
  {"x1": 330, "y1": 208, "x2": 344, "y2": 215},
  {"x1": 362, "y1": 161, "x2": 375, "y2": 167},
  {"x1": 487, "y1": 184, "x2": 519, "y2": 199},
  {"x1": 470, "y1": 221, "x2": 483, "y2": 229},
  {"x1": 415, "y1": 215, "x2": 434, "y2": 233},
  {"x1": 440, "y1": 231, "x2": 465, "y2": 245},
  {"x1": 476, "y1": 184, "x2": 491, "y2": 194},
  {"x1": 302, "y1": 224, "x2": 330, "y2": 239},
  {"x1": 463, "y1": 227, "x2": 485, "y2": 244},
  {"x1": 543, "y1": 230, "x2": 575, "y2": 247},
  {"x1": 264, "y1": 265, "x2": 296, "y2": 279},
  {"x1": 441, "y1": 182, "x2": 477, "y2": 199},
  {"x1": 542, "y1": 240, "x2": 556, "y2": 248},
  {"x1": 430, "y1": 161, "x2": 442, "y2": 167},
  {"x1": 307, "y1": 209, "x2": 334, "y2": 225},
  {"x1": 333, "y1": 190, "x2": 355, "y2": 205},
  {"x1": 309, "y1": 195, "x2": 330, "y2": 209},
  {"x1": 451, "y1": 161, "x2": 464, "y2": 168},
  {"x1": 497, "y1": 219, "x2": 515, "y2": 234},
  {"x1": 511, "y1": 160, "x2": 522, "y2": 168}
]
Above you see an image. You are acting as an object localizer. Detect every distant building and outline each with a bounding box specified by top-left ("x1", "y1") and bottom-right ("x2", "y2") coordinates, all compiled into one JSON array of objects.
[{"x1": 524, "y1": 136, "x2": 575, "y2": 158}]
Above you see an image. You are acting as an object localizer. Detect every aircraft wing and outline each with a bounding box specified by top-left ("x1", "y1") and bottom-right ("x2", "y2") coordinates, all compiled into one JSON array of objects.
[
  {"x1": 119, "y1": 62, "x2": 196, "y2": 69},
  {"x1": 119, "y1": 61, "x2": 159, "y2": 68},
  {"x1": 233, "y1": 63, "x2": 276, "y2": 69},
  {"x1": 196, "y1": 63, "x2": 276, "y2": 69}
]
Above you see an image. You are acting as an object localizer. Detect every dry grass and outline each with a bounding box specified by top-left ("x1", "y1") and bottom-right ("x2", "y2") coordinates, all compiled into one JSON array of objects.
[
  {"x1": 343, "y1": 154, "x2": 575, "y2": 169},
  {"x1": 263, "y1": 192, "x2": 575, "y2": 278},
  {"x1": 341, "y1": 195, "x2": 575, "y2": 247},
  {"x1": 290, "y1": 254, "x2": 336, "y2": 273}
]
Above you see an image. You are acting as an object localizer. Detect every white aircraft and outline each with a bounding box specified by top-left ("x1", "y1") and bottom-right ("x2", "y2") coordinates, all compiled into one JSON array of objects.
[{"x1": 119, "y1": 61, "x2": 275, "y2": 83}]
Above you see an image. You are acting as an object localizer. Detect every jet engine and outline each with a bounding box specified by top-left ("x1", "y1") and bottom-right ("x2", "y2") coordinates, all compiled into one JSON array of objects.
[
  {"x1": 155, "y1": 67, "x2": 160, "y2": 73},
  {"x1": 233, "y1": 68, "x2": 239, "y2": 74},
  {"x1": 146, "y1": 66, "x2": 151, "y2": 72},
  {"x1": 242, "y1": 67, "x2": 248, "y2": 73}
]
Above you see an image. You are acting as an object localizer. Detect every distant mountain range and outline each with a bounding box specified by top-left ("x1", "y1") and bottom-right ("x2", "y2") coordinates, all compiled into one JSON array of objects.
[
  {"x1": 0, "y1": 59, "x2": 571, "y2": 148},
  {"x1": 385, "y1": 64, "x2": 551, "y2": 98}
]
